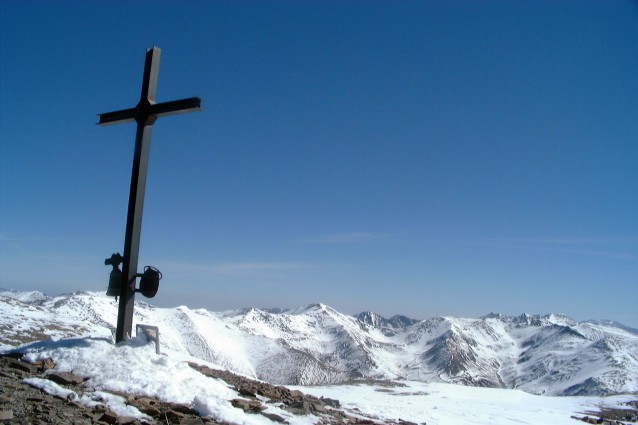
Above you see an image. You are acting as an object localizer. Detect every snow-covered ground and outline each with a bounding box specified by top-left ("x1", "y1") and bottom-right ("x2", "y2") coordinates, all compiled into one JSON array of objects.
[
  {"x1": 20, "y1": 337, "x2": 318, "y2": 425},
  {"x1": 296, "y1": 382, "x2": 637, "y2": 425},
  {"x1": 13, "y1": 336, "x2": 637, "y2": 425}
]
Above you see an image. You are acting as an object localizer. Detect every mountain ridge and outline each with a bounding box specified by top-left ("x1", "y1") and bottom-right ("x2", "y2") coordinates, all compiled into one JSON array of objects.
[{"x1": 1, "y1": 289, "x2": 636, "y2": 396}]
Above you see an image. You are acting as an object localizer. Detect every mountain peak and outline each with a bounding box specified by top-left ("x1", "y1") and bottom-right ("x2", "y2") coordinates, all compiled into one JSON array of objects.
[
  {"x1": 290, "y1": 302, "x2": 335, "y2": 315},
  {"x1": 354, "y1": 311, "x2": 419, "y2": 336},
  {"x1": 354, "y1": 311, "x2": 385, "y2": 326},
  {"x1": 0, "y1": 288, "x2": 49, "y2": 304}
]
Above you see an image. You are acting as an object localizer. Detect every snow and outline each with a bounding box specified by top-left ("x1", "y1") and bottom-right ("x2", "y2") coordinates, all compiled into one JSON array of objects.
[
  {"x1": 24, "y1": 377, "x2": 147, "y2": 418},
  {"x1": 294, "y1": 381, "x2": 637, "y2": 425},
  {"x1": 13, "y1": 336, "x2": 638, "y2": 425},
  {"x1": 20, "y1": 336, "x2": 317, "y2": 425},
  {"x1": 1, "y1": 289, "x2": 637, "y2": 425},
  {"x1": 0, "y1": 289, "x2": 49, "y2": 303}
]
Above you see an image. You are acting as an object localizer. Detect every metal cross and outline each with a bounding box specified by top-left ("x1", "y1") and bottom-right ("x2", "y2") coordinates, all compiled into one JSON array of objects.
[{"x1": 98, "y1": 47, "x2": 201, "y2": 342}]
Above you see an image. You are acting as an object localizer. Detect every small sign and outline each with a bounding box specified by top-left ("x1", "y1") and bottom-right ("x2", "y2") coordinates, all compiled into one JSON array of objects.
[{"x1": 136, "y1": 324, "x2": 160, "y2": 354}]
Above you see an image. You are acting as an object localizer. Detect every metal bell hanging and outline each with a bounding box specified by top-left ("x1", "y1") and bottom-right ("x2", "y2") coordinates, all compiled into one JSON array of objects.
[{"x1": 105, "y1": 253, "x2": 124, "y2": 298}]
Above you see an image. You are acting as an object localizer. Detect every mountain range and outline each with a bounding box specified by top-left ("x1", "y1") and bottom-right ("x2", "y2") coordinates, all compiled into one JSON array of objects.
[{"x1": 1, "y1": 289, "x2": 636, "y2": 397}]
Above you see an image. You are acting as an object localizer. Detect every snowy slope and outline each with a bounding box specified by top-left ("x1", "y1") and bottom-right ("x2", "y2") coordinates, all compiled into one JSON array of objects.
[
  {"x1": 1, "y1": 290, "x2": 636, "y2": 396},
  {"x1": 19, "y1": 336, "x2": 319, "y2": 425},
  {"x1": 294, "y1": 381, "x2": 637, "y2": 425}
]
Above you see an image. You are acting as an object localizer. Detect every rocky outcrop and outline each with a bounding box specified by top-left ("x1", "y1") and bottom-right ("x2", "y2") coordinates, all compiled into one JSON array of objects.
[
  {"x1": 187, "y1": 362, "x2": 355, "y2": 422},
  {"x1": 570, "y1": 401, "x2": 638, "y2": 425}
]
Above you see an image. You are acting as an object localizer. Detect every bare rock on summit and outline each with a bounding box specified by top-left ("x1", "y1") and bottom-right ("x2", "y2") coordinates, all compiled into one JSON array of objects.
[
  {"x1": 46, "y1": 371, "x2": 85, "y2": 386},
  {"x1": 5, "y1": 357, "x2": 37, "y2": 374},
  {"x1": 97, "y1": 409, "x2": 119, "y2": 424},
  {"x1": 284, "y1": 400, "x2": 312, "y2": 415},
  {"x1": 0, "y1": 410, "x2": 14, "y2": 420},
  {"x1": 261, "y1": 412, "x2": 288, "y2": 423},
  {"x1": 231, "y1": 398, "x2": 266, "y2": 412},
  {"x1": 126, "y1": 396, "x2": 162, "y2": 416}
]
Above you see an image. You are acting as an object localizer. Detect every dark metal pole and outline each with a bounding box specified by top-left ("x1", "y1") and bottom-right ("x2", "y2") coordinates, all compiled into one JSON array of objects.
[
  {"x1": 116, "y1": 122, "x2": 153, "y2": 342},
  {"x1": 116, "y1": 48, "x2": 160, "y2": 342}
]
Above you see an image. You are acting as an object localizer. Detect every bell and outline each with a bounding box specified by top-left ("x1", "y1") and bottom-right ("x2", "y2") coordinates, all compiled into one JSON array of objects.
[
  {"x1": 104, "y1": 252, "x2": 124, "y2": 298},
  {"x1": 139, "y1": 266, "x2": 161, "y2": 298},
  {"x1": 106, "y1": 266, "x2": 122, "y2": 297}
]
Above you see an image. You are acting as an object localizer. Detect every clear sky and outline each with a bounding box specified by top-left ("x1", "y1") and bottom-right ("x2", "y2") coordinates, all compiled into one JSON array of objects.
[{"x1": 1, "y1": 1, "x2": 637, "y2": 327}]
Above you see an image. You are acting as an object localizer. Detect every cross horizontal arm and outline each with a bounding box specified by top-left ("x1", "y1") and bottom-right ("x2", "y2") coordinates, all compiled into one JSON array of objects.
[
  {"x1": 97, "y1": 97, "x2": 201, "y2": 126},
  {"x1": 149, "y1": 97, "x2": 202, "y2": 118},
  {"x1": 97, "y1": 107, "x2": 138, "y2": 126}
]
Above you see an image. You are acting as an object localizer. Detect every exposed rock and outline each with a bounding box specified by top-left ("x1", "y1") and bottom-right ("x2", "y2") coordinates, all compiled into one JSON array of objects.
[
  {"x1": 46, "y1": 371, "x2": 85, "y2": 385},
  {"x1": 0, "y1": 410, "x2": 14, "y2": 420},
  {"x1": 181, "y1": 418, "x2": 207, "y2": 425},
  {"x1": 321, "y1": 396, "x2": 340, "y2": 407},
  {"x1": 239, "y1": 387, "x2": 257, "y2": 398},
  {"x1": 571, "y1": 400, "x2": 638, "y2": 425},
  {"x1": 32, "y1": 357, "x2": 55, "y2": 372},
  {"x1": 311, "y1": 402, "x2": 326, "y2": 413},
  {"x1": 289, "y1": 390, "x2": 304, "y2": 400},
  {"x1": 125, "y1": 395, "x2": 161, "y2": 417},
  {"x1": 165, "y1": 408, "x2": 186, "y2": 422},
  {"x1": 97, "y1": 409, "x2": 119, "y2": 424},
  {"x1": 284, "y1": 400, "x2": 311, "y2": 415},
  {"x1": 231, "y1": 398, "x2": 266, "y2": 412},
  {"x1": 169, "y1": 402, "x2": 200, "y2": 415},
  {"x1": 6, "y1": 357, "x2": 36, "y2": 374},
  {"x1": 261, "y1": 412, "x2": 288, "y2": 423}
]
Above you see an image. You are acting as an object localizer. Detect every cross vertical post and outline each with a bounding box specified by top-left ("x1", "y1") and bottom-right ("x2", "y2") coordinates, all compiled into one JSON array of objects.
[{"x1": 98, "y1": 47, "x2": 201, "y2": 342}]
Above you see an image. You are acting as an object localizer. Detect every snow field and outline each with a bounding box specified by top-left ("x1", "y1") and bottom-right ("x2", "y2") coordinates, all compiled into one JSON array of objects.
[{"x1": 294, "y1": 381, "x2": 637, "y2": 425}]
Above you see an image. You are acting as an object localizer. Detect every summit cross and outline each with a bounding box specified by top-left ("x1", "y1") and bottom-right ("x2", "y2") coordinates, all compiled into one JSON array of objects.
[{"x1": 98, "y1": 47, "x2": 201, "y2": 342}]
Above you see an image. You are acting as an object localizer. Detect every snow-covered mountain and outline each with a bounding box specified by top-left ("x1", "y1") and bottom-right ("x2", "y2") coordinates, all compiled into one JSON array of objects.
[
  {"x1": 354, "y1": 311, "x2": 419, "y2": 336},
  {"x1": 1, "y1": 290, "x2": 636, "y2": 396},
  {"x1": 585, "y1": 318, "x2": 638, "y2": 336}
]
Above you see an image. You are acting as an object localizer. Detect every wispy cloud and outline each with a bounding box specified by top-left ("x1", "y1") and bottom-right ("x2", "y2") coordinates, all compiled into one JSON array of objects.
[
  {"x1": 544, "y1": 247, "x2": 636, "y2": 260},
  {"x1": 159, "y1": 260, "x2": 310, "y2": 277},
  {"x1": 0, "y1": 233, "x2": 46, "y2": 242},
  {"x1": 209, "y1": 262, "x2": 306, "y2": 274},
  {"x1": 473, "y1": 237, "x2": 637, "y2": 260},
  {"x1": 495, "y1": 237, "x2": 638, "y2": 246},
  {"x1": 303, "y1": 232, "x2": 388, "y2": 244}
]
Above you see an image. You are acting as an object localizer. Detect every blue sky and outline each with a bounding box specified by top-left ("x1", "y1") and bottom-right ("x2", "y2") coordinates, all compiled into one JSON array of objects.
[{"x1": 1, "y1": 1, "x2": 637, "y2": 327}]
